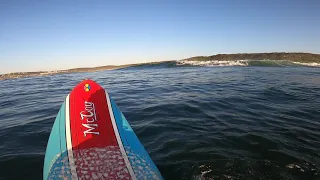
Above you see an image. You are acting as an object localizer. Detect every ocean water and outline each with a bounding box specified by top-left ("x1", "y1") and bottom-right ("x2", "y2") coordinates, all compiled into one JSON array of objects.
[{"x1": 1, "y1": 64, "x2": 320, "y2": 180}]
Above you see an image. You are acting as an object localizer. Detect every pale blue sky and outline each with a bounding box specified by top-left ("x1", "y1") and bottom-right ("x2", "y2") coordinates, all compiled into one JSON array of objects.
[{"x1": 0, "y1": 0, "x2": 319, "y2": 73}]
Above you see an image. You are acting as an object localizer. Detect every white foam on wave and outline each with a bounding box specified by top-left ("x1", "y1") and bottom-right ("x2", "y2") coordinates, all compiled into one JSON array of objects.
[
  {"x1": 292, "y1": 62, "x2": 320, "y2": 67},
  {"x1": 177, "y1": 60, "x2": 249, "y2": 67},
  {"x1": 177, "y1": 60, "x2": 320, "y2": 67}
]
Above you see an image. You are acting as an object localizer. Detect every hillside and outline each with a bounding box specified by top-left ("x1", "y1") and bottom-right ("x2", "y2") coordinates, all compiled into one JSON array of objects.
[
  {"x1": 184, "y1": 53, "x2": 320, "y2": 63},
  {"x1": 1, "y1": 52, "x2": 320, "y2": 80},
  {"x1": 0, "y1": 65, "x2": 129, "y2": 80}
]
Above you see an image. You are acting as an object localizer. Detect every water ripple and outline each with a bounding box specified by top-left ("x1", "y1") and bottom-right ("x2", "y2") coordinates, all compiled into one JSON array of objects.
[{"x1": 0, "y1": 66, "x2": 320, "y2": 180}]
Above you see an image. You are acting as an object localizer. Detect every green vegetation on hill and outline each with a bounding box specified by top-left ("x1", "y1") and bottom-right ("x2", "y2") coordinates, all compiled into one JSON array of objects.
[
  {"x1": 1, "y1": 52, "x2": 320, "y2": 80},
  {"x1": 184, "y1": 53, "x2": 320, "y2": 63}
]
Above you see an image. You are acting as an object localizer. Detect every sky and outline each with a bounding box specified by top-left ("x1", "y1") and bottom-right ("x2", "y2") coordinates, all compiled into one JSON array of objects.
[{"x1": 0, "y1": 0, "x2": 319, "y2": 73}]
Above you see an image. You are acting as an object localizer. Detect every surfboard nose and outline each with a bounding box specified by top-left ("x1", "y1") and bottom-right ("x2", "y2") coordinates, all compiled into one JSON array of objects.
[
  {"x1": 72, "y1": 79, "x2": 103, "y2": 93},
  {"x1": 44, "y1": 80, "x2": 163, "y2": 180}
]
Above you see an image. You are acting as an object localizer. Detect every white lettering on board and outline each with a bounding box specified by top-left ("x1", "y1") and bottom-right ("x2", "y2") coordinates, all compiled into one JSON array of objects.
[{"x1": 80, "y1": 101, "x2": 99, "y2": 136}]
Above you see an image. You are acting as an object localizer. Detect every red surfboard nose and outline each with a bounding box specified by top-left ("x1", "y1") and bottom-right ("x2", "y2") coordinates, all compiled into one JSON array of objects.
[
  {"x1": 69, "y1": 79, "x2": 118, "y2": 149},
  {"x1": 67, "y1": 80, "x2": 132, "y2": 179},
  {"x1": 44, "y1": 79, "x2": 162, "y2": 179},
  {"x1": 73, "y1": 79, "x2": 103, "y2": 96}
]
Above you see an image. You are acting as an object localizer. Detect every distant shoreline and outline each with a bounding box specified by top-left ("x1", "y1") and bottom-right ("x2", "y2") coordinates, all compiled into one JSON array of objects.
[
  {"x1": 1, "y1": 52, "x2": 320, "y2": 80},
  {"x1": 0, "y1": 65, "x2": 130, "y2": 81}
]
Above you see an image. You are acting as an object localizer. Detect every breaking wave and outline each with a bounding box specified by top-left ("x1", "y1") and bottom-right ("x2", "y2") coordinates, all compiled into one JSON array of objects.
[
  {"x1": 292, "y1": 61, "x2": 320, "y2": 67},
  {"x1": 177, "y1": 60, "x2": 320, "y2": 67},
  {"x1": 124, "y1": 60, "x2": 320, "y2": 70},
  {"x1": 177, "y1": 60, "x2": 249, "y2": 67}
]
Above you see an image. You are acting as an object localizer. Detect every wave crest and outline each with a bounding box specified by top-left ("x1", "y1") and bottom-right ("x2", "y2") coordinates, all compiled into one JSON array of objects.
[
  {"x1": 177, "y1": 60, "x2": 248, "y2": 67},
  {"x1": 177, "y1": 60, "x2": 320, "y2": 67},
  {"x1": 292, "y1": 62, "x2": 320, "y2": 67}
]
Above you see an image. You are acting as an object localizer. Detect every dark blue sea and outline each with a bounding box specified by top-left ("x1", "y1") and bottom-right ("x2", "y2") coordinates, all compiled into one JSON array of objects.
[{"x1": 1, "y1": 63, "x2": 320, "y2": 180}]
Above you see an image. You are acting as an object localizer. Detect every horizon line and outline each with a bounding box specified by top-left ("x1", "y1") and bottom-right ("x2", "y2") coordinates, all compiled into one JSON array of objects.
[{"x1": 1, "y1": 51, "x2": 320, "y2": 75}]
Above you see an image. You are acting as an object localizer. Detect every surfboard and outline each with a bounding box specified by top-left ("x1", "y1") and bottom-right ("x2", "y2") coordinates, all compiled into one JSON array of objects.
[{"x1": 43, "y1": 79, "x2": 163, "y2": 180}]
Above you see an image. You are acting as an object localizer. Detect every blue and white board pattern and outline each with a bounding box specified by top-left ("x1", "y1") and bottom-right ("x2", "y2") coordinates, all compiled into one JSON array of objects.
[{"x1": 43, "y1": 79, "x2": 163, "y2": 180}]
